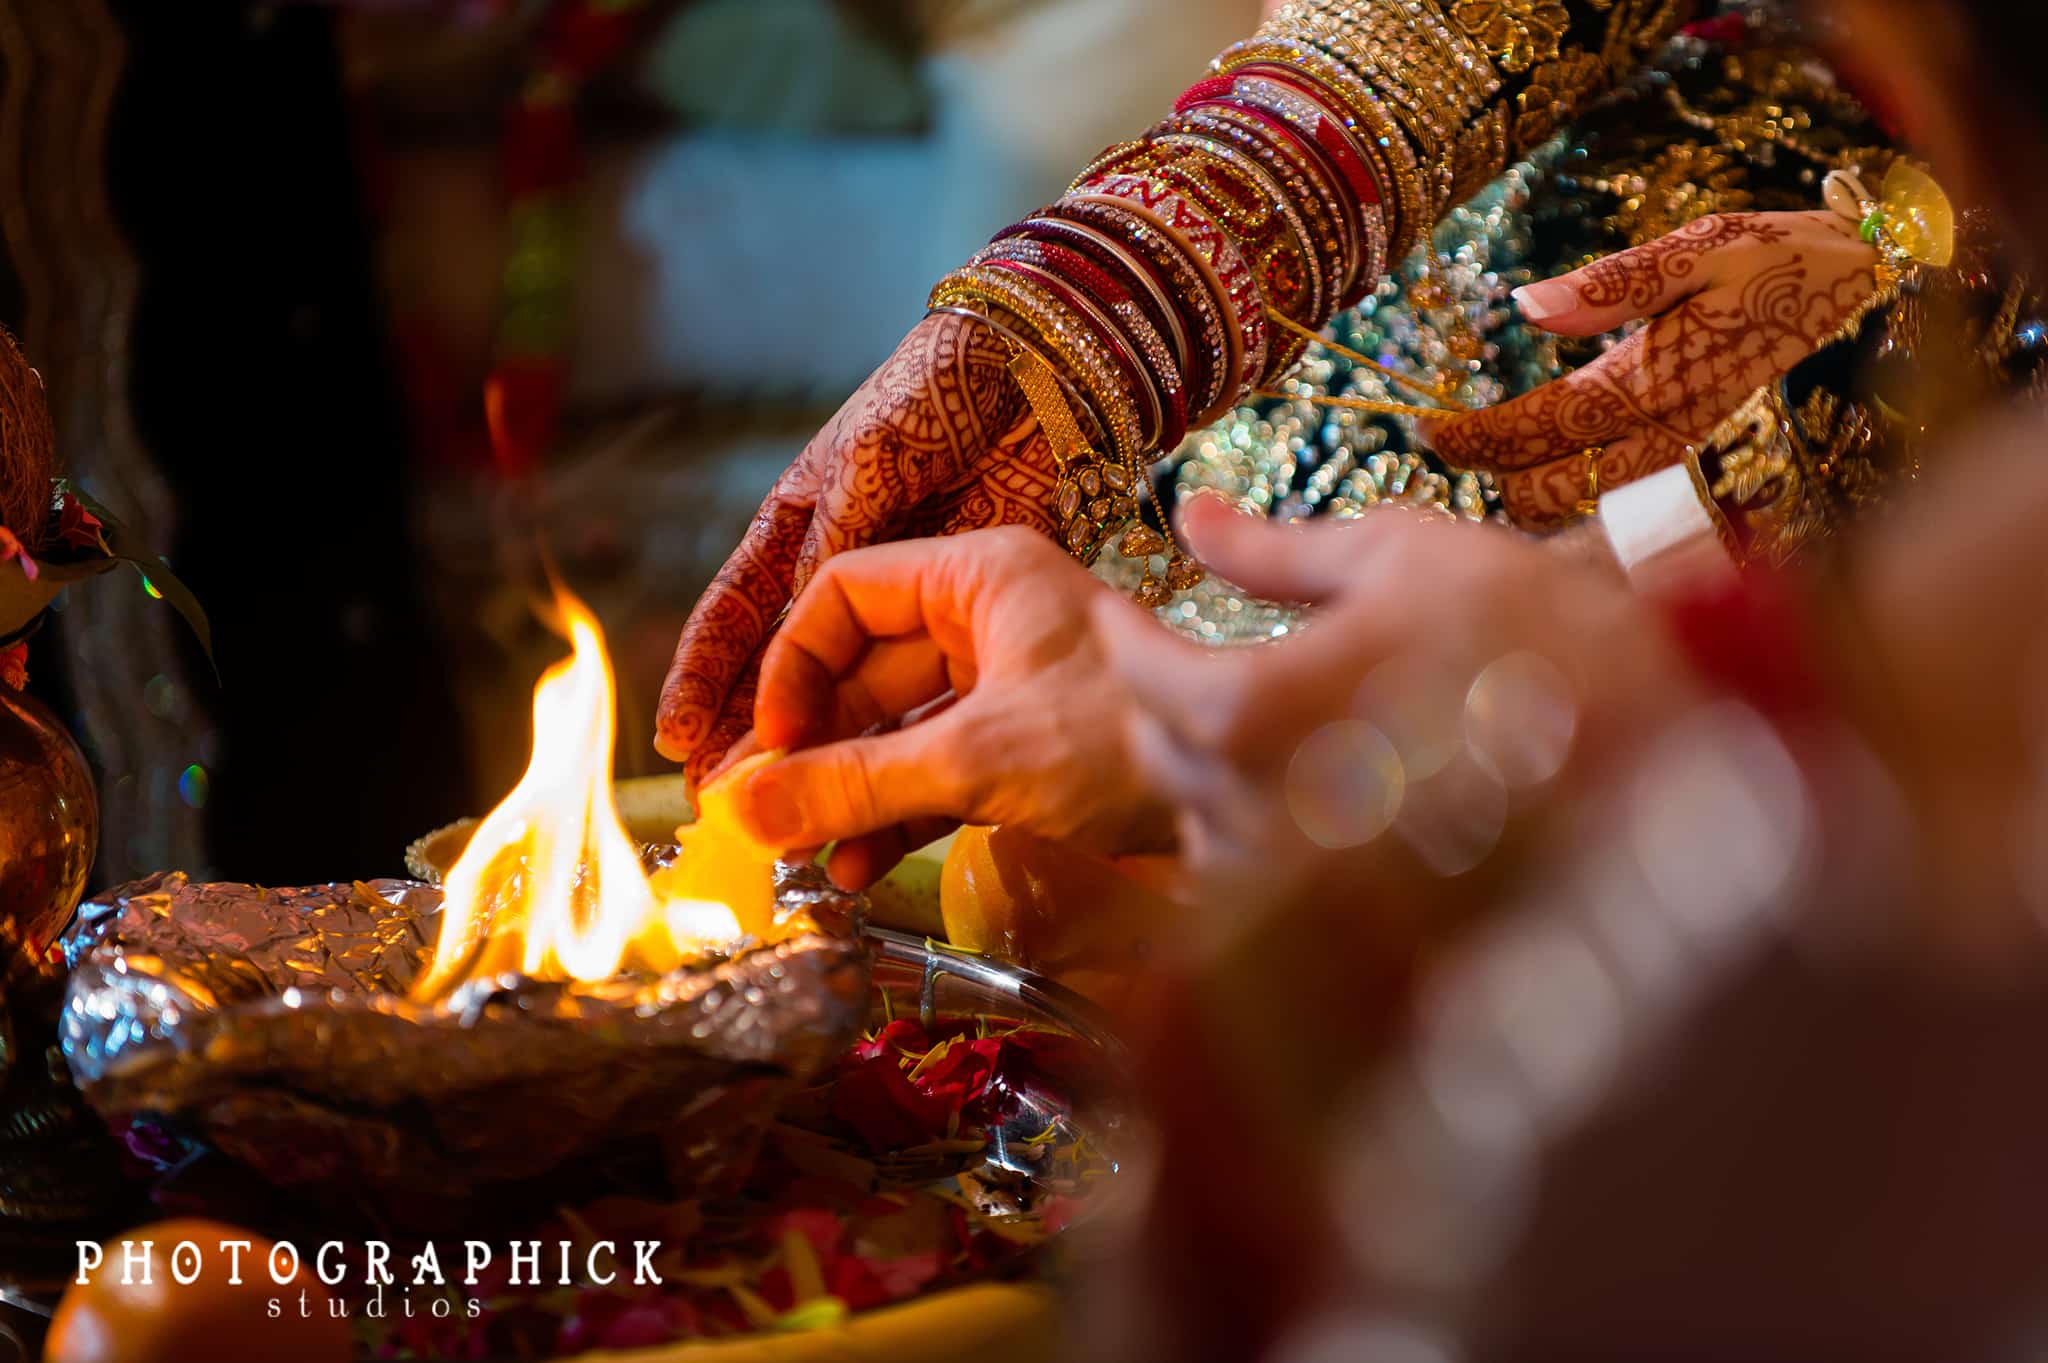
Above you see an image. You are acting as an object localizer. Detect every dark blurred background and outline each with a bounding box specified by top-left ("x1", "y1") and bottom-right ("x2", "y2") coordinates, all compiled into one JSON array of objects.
[{"x1": 1, "y1": 0, "x2": 1253, "y2": 888}]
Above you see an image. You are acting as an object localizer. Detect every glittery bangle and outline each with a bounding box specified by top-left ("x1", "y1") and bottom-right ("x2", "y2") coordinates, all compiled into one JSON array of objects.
[
  {"x1": 1032, "y1": 239, "x2": 1190, "y2": 450},
  {"x1": 1174, "y1": 100, "x2": 1358, "y2": 304},
  {"x1": 1164, "y1": 112, "x2": 1347, "y2": 321},
  {"x1": 974, "y1": 238, "x2": 1190, "y2": 452},
  {"x1": 930, "y1": 266, "x2": 1144, "y2": 468},
  {"x1": 931, "y1": 298, "x2": 1148, "y2": 571},
  {"x1": 1259, "y1": 0, "x2": 1500, "y2": 216},
  {"x1": 1214, "y1": 37, "x2": 1425, "y2": 252},
  {"x1": 1213, "y1": 39, "x2": 1419, "y2": 215},
  {"x1": 1044, "y1": 197, "x2": 1235, "y2": 422},
  {"x1": 980, "y1": 256, "x2": 1164, "y2": 453},
  {"x1": 1190, "y1": 66, "x2": 1380, "y2": 218},
  {"x1": 1030, "y1": 239, "x2": 1190, "y2": 451},
  {"x1": 1198, "y1": 67, "x2": 1392, "y2": 298},
  {"x1": 1140, "y1": 134, "x2": 1326, "y2": 372},
  {"x1": 1000, "y1": 214, "x2": 1195, "y2": 408},
  {"x1": 1170, "y1": 105, "x2": 1354, "y2": 282},
  {"x1": 1076, "y1": 174, "x2": 1269, "y2": 396},
  {"x1": 1084, "y1": 135, "x2": 1325, "y2": 341},
  {"x1": 927, "y1": 302, "x2": 1110, "y2": 452},
  {"x1": 1074, "y1": 139, "x2": 1154, "y2": 192},
  {"x1": 1062, "y1": 192, "x2": 1243, "y2": 422},
  {"x1": 1227, "y1": 67, "x2": 1392, "y2": 300}
]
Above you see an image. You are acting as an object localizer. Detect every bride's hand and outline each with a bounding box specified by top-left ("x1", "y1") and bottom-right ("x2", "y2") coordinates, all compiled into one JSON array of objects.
[
  {"x1": 655, "y1": 313, "x2": 1061, "y2": 786},
  {"x1": 1428, "y1": 211, "x2": 1880, "y2": 526}
]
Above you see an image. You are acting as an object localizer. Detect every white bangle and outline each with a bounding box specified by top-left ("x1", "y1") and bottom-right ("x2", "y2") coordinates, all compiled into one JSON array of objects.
[{"x1": 1598, "y1": 463, "x2": 1733, "y2": 590}]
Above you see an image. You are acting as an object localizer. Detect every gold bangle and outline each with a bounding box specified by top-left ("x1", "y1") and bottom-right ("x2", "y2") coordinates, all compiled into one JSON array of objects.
[
  {"x1": 967, "y1": 238, "x2": 1188, "y2": 446},
  {"x1": 970, "y1": 251, "x2": 1168, "y2": 450},
  {"x1": 1070, "y1": 190, "x2": 1255, "y2": 422},
  {"x1": 1014, "y1": 214, "x2": 1195, "y2": 402},
  {"x1": 1042, "y1": 198, "x2": 1235, "y2": 418},
  {"x1": 1222, "y1": 69, "x2": 1394, "y2": 295},
  {"x1": 1214, "y1": 38, "x2": 1427, "y2": 252},
  {"x1": 937, "y1": 298, "x2": 1206, "y2": 604},
  {"x1": 930, "y1": 267, "x2": 1144, "y2": 469},
  {"x1": 1151, "y1": 132, "x2": 1329, "y2": 339},
  {"x1": 1172, "y1": 104, "x2": 1355, "y2": 304},
  {"x1": 927, "y1": 303, "x2": 1109, "y2": 452}
]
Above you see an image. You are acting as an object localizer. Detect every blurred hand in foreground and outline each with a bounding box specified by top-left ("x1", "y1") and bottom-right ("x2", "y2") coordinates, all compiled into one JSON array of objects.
[{"x1": 1094, "y1": 492, "x2": 1703, "y2": 914}]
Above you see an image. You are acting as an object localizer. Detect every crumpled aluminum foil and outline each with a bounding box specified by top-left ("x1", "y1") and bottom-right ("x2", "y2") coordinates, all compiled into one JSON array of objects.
[{"x1": 58, "y1": 865, "x2": 869, "y2": 1230}]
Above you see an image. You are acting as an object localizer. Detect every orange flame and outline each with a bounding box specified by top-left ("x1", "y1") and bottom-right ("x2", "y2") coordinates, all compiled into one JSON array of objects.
[{"x1": 413, "y1": 588, "x2": 743, "y2": 1000}]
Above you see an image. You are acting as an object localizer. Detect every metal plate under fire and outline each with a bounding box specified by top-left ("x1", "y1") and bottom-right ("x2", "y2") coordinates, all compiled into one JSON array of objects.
[{"x1": 57, "y1": 866, "x2": 870, "y2": 1231}]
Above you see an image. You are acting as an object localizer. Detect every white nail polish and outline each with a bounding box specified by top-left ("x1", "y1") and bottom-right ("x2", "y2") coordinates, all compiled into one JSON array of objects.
[{"x1": 1513, "y1": 284, "x2": 1560, "y2": 322}]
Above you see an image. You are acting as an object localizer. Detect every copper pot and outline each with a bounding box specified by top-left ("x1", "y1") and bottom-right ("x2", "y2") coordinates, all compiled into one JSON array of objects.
[
  {"x1": 0, "y1": 684, "x2": 120, "y2": 1229},
  {"x1": 0, "y1": 685, "x2": 96, "y2": 988}
]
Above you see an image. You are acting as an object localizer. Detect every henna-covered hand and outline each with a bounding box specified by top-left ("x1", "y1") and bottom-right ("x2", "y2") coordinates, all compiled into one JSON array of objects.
[
  {"x1": 656, "y1": 313, "x2": 1062, "y2": 785},
  {"x1": 1428, "y1": 211, "x2": 1881, "y2": 527}
]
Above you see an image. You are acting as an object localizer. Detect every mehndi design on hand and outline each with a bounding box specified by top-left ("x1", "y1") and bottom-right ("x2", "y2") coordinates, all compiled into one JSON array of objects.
[
  {"x1": 657, "y1": 313, "x2": 1057, "y2": 783},
  {"x1": 1430, "y1": 211, "x2": 1880, "y2": 526}
]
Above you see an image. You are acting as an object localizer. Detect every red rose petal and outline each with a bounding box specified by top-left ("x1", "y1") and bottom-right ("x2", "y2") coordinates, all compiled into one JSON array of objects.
[{"x1": 832, "y1": 1055, "x2": 952, "y2": 1150}]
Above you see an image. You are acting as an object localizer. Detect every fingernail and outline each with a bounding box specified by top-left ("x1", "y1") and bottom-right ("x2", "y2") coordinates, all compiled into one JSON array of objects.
[
  {"x1": 1513, "y1": 280, "x2": 1578, "y2": 322},
  {"x1": 1176, "y1": 487, "x2": 1224, "y2": 527},
  {"x1": 1179, "y1": 486, "x2": 1257, "y2": 525},
  {"x1": 737, "y1": 770, "x2": 805, "y2": 846}
]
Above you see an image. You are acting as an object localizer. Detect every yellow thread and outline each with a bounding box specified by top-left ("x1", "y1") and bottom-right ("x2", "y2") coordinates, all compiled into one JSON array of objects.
[
  {"x1": 1252, "y1": 389, "x2": 1452, "y2": 422},
  {"x1": 1264, "y1": 306, "x2": 1472, "y2": 410}
]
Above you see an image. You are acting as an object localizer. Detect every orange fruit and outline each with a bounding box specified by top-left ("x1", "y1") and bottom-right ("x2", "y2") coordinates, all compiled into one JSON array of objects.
[
  {"x1": 651, "y1": 749, "x2": 786, "y2": 938},
  {"x1": 46, "y1": 1219, "x2": 353, "y2": 1363},
  {"x1": 940, "y1": 826, "x2": 1178, "y2": 1010}
]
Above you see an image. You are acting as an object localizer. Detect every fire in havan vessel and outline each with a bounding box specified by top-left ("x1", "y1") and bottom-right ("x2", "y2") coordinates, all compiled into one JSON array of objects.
[{"x1": 57, "y1": 590, "x2": 870, "y2": 1232}]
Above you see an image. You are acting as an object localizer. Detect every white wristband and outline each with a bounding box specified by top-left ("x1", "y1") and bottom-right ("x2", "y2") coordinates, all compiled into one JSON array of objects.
[{"x1": 1599, "y1": 463, "x2": 1733, "y2": 589}]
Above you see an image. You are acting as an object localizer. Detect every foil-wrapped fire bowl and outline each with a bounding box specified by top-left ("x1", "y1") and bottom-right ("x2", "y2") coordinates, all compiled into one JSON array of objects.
[{"x1": 57, "y1": 866, "x2": 870, "y2": 1232}]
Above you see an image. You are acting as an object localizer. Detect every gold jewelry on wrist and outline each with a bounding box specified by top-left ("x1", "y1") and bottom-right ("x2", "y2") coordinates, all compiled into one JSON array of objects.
[
  {"x1": 1260, "y1": 0, "x2": 1499, "y2": 217},
  {"x1": 1072, "y1": 181, "x2": 1269, "y2": 399},
  {"x1": 928, "y1": 303, "x2": 1109, "y2": 451},
  {"x1": 969, "y1": 250, "x2": 1169, "y2": 449},
  {"x1": 1146, "y1": 133, "x2": 1329, "y2": 339},
  {"x1": 1169, "y1": 104, "x2": 1355, "y2": 299},
  {"x1": 1013, "y1": 215, "x2": 1196, "y2": 405},
  {"x1": 931, "y1": 267, "x2": 1144, "y2": 469},
  {"x1": 1216, "y1": 70, "x2": 1390, "y2": 297},
  {"x1": 925, "y1": 299, "x2": 1208, "y2": 604},
  {"x1": 1215, "y1": 37, "x2": 1427, "y2": 251},
  {"x1": 1047, "y1": 198, "x2": 1236, "y2": 420}
]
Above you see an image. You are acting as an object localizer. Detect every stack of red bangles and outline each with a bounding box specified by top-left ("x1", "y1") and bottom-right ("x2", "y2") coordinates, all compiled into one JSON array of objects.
[
  {"x1": 926, "y1": 2, "x2": 1496, "y2": 602},
  {"x1": 929, "y1": 0, "x2": 1694, "y2": 600}
]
